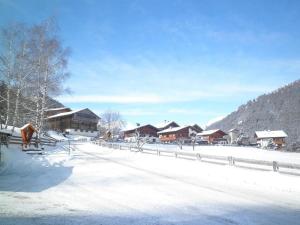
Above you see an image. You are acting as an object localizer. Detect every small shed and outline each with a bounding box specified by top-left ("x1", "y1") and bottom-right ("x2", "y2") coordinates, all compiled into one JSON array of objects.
[
  {"x1": 254, "y1": 130, "x2": 288, "y2": 149},
  {"x1": 197, "y1": 129, "x2": 227, "y2": 144},
  {"x1": 20, "y1": 123, "x2": 36, "y2": 147}
]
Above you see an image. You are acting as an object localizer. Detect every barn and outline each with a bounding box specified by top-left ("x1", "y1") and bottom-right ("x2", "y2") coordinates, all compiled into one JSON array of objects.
[{"x1": 47, "y1": 108, "x2": 100, "y2": 137}]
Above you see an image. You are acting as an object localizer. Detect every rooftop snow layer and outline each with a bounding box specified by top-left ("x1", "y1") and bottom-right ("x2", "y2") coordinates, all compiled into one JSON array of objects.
[
  {"x1": 255, "y1": 130, "x2": 288, "y2": 139},
  {"x1": 198, "y1": 129, "x2": 224, "y2": 136},
  {"x1": 157, "y1": 125, "x2": 190, "y2": 134},
  {"x1": 47, "y1": 109, "x2": 83, "y2": 119}
]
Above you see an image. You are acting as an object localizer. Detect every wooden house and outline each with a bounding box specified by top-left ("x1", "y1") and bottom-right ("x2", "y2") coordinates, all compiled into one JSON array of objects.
[
  {"x1": 47, "y1": 108, "x2": 100, "y2": 137},
  {"x1": 155, "y1": 120, "x2": 179, "y2": 131},
  {"x1": 254, "y1": 130, "x2": 288, "y2": 149},
  {"x1": 157, "y1": 125, "x2": 198, "y2": 143},
  {"x1": 123, "y1": 124, "x2": 159, "y2": 142},
  {"x1": 197, "y1": 129, "x2": 227, "y2": 144}
]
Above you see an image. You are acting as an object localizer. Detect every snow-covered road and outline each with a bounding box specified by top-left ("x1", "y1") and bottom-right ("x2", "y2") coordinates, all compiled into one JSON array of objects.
[{"x1": 0, "y1": 143, "x2": 300, "y2": 225}]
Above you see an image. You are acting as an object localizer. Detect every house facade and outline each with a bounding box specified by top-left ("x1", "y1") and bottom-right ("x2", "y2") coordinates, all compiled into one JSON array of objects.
[
  {"x1": 158, "y1": 125, "x2": 198, "y2": 143},
  {"x1": 254, "y1": 130, "x2": 288, "y2": 149},
  {"x1": 197, "y1": 129, "x2": 227, "y2": 144},
  {"x1": 123, "y1": 124, "x2": 159, "y2": 142},
  {"x1": 47, "y1": 108, "x2": 100, "y2": 137}
]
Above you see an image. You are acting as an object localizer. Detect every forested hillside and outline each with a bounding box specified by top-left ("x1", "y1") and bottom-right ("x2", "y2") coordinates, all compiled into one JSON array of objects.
[{"x1": 207, "y1": 80, "x2": 300, "y2": 145}]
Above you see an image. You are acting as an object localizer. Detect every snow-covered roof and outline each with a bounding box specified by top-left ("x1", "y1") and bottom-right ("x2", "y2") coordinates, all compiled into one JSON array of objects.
[
  {"x1": 157, "y1": 125, "x2": 191, "y2": 134},
  {"x1": 198, "y1": 129, "x2": 226, "y2": 136},
  {"x1": 47, "y1": 109, "x2": 84, "y2": 119},
  {"x1": 45, "y1": 107, "x2": 69, "y2": 112},
  {"x1": 122, "y1": 124, "x2": 157, "y2": 132},
  {"x1": 155, "y1": 121, "x2": 178, "y2": 129},
  {"x1": 255, "y1": 130, "x2": 288, "y2": 139}
]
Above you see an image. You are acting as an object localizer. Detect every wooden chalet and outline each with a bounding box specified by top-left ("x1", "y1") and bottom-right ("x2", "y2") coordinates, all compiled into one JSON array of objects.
[
  {"x1": 155, "y1": 120, "x2": 179, "y2": 131},
  {"x1": 123, "y1": 124, "x2": 159, "y2": 141},
  {"x1": 254, "y1": 130, "x2": 288, "y2": 149},
  {"x1": 157, "y1": 125, "x2": 198, "y2": 143},
  {"x1": 197, "y1": 129, "x2": 227, "y2": 144},
  {"x1": 47, "y1": 108, "x2": 100, "y2": 136}
]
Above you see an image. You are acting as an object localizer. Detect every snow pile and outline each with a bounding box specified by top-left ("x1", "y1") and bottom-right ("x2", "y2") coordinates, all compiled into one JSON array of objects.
[{"x1": 46, "y1": 130, "x2": 69, "y2": 141}]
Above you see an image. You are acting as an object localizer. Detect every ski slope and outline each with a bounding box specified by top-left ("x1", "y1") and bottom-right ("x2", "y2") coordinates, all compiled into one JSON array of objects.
[{"x1": 0, "y1": 142, "x2": 300, "y2": 225}]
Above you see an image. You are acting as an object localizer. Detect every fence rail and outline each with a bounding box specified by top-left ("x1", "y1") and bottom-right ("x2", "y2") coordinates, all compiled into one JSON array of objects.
[
  {"x1": 92, "y1": 141, "x2": 300, "y2": 173},
  {"x1": 8, "y1": 135, "x2": 57, "y2": 146}
]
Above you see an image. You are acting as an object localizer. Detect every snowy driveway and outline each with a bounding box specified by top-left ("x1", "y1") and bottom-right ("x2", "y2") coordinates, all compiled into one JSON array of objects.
[{"x1": 0, "y1": 142, "x2": 300, "y2": 225}]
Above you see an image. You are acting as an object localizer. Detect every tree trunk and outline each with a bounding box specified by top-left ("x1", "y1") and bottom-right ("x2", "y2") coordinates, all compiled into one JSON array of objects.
[{"x1": 11, "y1": 88, "x2": 21, "y2": 132}]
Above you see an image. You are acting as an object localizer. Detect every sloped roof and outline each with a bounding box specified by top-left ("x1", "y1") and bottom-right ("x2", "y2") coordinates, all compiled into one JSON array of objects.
[
  {"x1": 155, "y1": 121, "x2": 179, "y2": 129},
  {"x1": 123, "y1": 124, "x2": 158, "y2": 132},
  {"x1": 45, "y1": 107, "x2": 70, "y2": 112},
  {"x1": 47, "y1": 108, "x2": 100, "y2": 119},
  {"x1": 157, "y1": 125, "x2": 194, "y2": 134},
  {"x1": 255, "y1": 130, "x2": 288, "y2": 139},
  {"x1": 198, "y1": 129, "x2": 227, "y2": 136}
]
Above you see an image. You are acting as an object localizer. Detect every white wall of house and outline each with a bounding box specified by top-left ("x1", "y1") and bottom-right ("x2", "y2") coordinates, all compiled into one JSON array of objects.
[{"x1": 65, "y1": 129, "x2": 98, "y2": 137}]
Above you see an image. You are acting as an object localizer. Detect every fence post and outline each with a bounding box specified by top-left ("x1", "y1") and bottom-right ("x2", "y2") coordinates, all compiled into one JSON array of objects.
[
  {"x1": 228, "y1": 156, "x2": 233, "y2": 166},
  {"x1": 273, "y1": 161, "x2": 279, "y2": 172},
  {"x1": 157, "y1": 150, "x2": 160, "y2": 156},
  {"x1": 174, "y1": 152, "x2": 177, "y2": 158},
  {"x1": 196, "y1": 153, "x2": 201, "y2": 161}
]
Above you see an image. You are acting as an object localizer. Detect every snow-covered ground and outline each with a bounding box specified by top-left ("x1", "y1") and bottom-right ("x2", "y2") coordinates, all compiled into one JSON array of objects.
[{"x1": 0, "y1": 142, "x2": 300, "y2": 225}]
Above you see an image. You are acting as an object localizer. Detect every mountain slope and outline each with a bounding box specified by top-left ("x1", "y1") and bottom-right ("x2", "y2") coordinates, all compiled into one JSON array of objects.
[{"x1": 207, "y1": 80, "x2": 300, "y2": 144}]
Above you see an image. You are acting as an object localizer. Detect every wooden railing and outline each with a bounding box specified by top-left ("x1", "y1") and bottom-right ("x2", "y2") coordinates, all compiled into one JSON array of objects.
[
  {"x1": 8, "y1": 135, "x2": 57, "y2": 146},
  {"x1": 92, "y1": 141, "x2": 300, "y2": 173}
]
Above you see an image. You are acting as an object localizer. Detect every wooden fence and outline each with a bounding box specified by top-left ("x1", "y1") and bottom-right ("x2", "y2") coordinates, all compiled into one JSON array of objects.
[
  {"x1": 8, "y1": 135, "x2": 57, "y2": 146},
  {"x1": 93, "y1": 141, "x2": 300, "y2": 173}
]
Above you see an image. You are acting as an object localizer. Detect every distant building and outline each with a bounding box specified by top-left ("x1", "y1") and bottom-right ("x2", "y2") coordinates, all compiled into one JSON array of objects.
[
  {"x1": 155, "y1": 120, "x2": 179, "y2": 131},
  {"x1": 228, "y1": 128, "x2": 240, "y2": 144},
  {"x1": 123, "y1": 124, "x2": 159, "y2": 142},
  {"x1": 254, "y1": 130, "x2": 288, "y2": 149},
  {"x1": 157, "y1": 125, "x2": 198, "y2": 143},
  {"x1": 192, "y1": 124, "x2": 203, "y2": 133},
  {"x1": 47, "y1": 108, "x2": 100, "y2": 137},
  {"x1": 197, "y1": 129, "x2": 227, "y2": 144}
]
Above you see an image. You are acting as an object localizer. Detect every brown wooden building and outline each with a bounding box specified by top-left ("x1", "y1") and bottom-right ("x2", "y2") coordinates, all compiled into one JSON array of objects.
[
  {"x1": 197, "y1": 129, "x2": 227, "y2": 144},
  {"x1": 123, "y1": 124, "x2": 159, "y2": 141},
  {"x1": 254, "y1": 130, "x2": 288, "y2": 149},
  {"x1": 47, "y1": 108, "x2": 100, "y2": 135},
  {"x1": 157, "y1": 125, "x2": 198, "y2": 143}
]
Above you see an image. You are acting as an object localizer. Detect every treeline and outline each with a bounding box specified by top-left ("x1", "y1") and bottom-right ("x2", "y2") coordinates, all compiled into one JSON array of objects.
[
  {"x1": 207, "y1": 79, "x2": 300, "y2": 149},
  {"x1": 0, "y1": 18, "x2": 70, "y2": 134}
]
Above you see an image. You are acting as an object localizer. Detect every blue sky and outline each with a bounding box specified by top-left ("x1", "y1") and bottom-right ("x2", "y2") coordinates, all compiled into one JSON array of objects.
[{"x1": 1, "y1": 0, "x2": 300, "y2": 128}]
